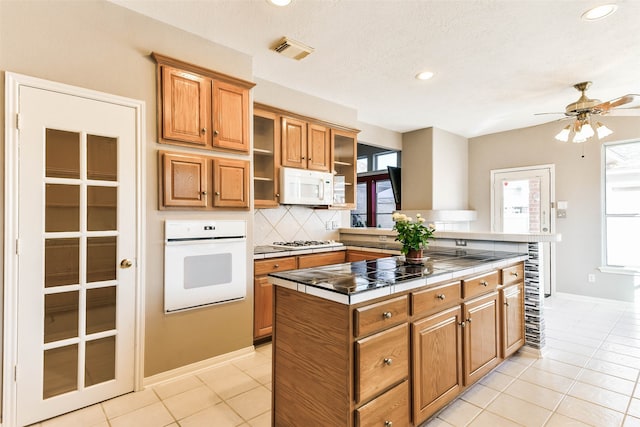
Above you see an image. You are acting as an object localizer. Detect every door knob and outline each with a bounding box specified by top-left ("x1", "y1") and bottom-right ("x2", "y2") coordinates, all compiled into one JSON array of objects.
[{"x1": 120, "y1": 259, "x2": 133, "y2": 269}]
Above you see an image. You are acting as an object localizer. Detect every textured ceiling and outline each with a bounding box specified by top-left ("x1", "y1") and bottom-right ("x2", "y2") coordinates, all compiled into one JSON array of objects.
[{"x1": 111, "y1": 0, "x2": 640, "y2": 138}]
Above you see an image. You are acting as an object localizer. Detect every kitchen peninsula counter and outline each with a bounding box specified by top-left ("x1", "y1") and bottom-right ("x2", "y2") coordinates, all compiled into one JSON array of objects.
[{"x1": 270, "y1": 247, "x2": 528, "y2": 427}]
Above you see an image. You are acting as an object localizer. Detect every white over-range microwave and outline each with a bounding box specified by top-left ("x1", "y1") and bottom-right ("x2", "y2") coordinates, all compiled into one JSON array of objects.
[{"x1": 279, "y1": 167, "x2": 334, "y2": 205}]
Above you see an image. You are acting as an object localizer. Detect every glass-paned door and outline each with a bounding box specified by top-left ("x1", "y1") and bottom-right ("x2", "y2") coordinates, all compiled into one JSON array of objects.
[
  {"x1": 16, "y1": 86, "x2": 137, "y2": 425},
  {"x1": 375, "y1": 179, "x2": 395, "y2": 228}
]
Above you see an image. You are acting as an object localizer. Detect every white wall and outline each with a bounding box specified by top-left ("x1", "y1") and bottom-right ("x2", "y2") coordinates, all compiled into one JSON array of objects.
[
  {"x1": 432, "y1": 128, "x2": 468, "y2": 210},
  {"x1": 469, "y1": 117, "x2": 640, "y2": 301}
]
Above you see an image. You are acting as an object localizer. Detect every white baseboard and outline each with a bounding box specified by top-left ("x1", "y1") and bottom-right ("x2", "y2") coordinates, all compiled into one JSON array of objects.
[{"x1": 143, "y1": 345, "x2": 256, "y2": 388}]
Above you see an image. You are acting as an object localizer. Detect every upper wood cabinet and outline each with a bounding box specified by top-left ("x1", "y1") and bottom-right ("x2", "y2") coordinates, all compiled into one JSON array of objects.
[
  {"x1": 331, "y1": 129, "x2": 357, "y2": 208},
  {"x1": 161, "y1": 152, "x2": 208, "y2": 207},
  {"x1": 212, "y1": 80, "x2": 249, "y2": 151},
  {"x1": 153, "y1": 53, "x2": 254, "y2": 153},
  {"x1": 212, "y1": 157, "x2": 250, "y2": 208},
  {"x1": 307, "y1": 123, "x2": 331, "y2": 171},
  {"x1": 159, "y1": 150, "x2": 249, "y2": 210},
  {"x1": 281, "y1": 116, "x2": 331, "y2": 172},
  {"x1": 253, "y1": 109, "x2": 280, "y2": 208},
  {"x1": 281, "y1": 116, "x2": 307, "y2": 169},
  {"x1": 161, "y1": 66, "x2": 209, "y2": 147}
]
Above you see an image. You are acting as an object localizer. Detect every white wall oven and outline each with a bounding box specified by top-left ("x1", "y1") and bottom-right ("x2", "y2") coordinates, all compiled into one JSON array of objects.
[{"x1": 164, "y1": 220, "x2": 247, "y2": 313}]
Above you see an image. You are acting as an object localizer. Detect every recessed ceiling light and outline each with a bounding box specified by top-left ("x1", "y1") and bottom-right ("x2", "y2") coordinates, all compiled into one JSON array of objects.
[
  {"x1": 415, "y1": 71, "x2": 434, "y2": 81},
  {"x1": 581, "y1": 4, "x2": 618, "y2": 21},
  {"x1": 268, "y1": 0, "x2": 292, "y2": 6}
]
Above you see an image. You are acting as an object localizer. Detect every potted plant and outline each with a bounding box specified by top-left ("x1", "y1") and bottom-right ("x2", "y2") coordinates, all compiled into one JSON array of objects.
[{"x1": 392, "y1": 212, "x2": 435, "y2": 263}]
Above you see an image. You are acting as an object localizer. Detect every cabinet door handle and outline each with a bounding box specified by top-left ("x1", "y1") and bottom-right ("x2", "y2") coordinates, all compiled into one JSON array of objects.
[
  {"x1": 214, "y1": 130, "x2": 219, "y2": 136},
  {"x1": 201, "y1": 127, "x2": 207, "y2": 133},
  {"x1": 384, "y1": 422, "x2": 393, "y2": 427},
  {"x1": 504, "y1": 302, "x2": 510, "y2": 307},
  {"x1": 201, "y1": 191, "x2": 207, "y2": 196},
  {"x1": 480, "y1": 281, "x2": 488, "y2": 287},
  {"x1": 275, "y1": 193, "x2": 280, "y2": 198},
  {"x1": 510, "y1": 271, "x2": 519, "y2": 277},
  {"x1": 458, "y1": 321, "x2": 466, "y2": 328},
  {"x1": 301, "y1": 156, "x2": 306, "y2": 160},
  {"x1": 437, "y1": 294, "x2": 446, "y2": 300},
  {"x1": 466, "y1": 317, "x2": 472, "y2": 323},
  {"x1": 383, "y1": 358, "x2": 393, "y2": 366},
  {"x1": 382, "y1": 311, "x2": 392, "y2": 319},
  {"x1": 215, "y1": 191, "x2": 220, "y2": 196}
]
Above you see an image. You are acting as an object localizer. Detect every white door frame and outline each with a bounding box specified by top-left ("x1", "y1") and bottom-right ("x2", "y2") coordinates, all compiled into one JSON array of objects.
[
  {"x1": 490, "y1": 164, "x2": 556, "y2": 296},
  {"x1": 3, "y1": 72, "x2": 146, "y2": 426}
]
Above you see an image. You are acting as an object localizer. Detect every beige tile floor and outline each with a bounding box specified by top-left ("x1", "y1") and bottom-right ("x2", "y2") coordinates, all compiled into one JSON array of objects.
[{"x1": 32, "y1": 293, "x2": 640, "y2": 427}]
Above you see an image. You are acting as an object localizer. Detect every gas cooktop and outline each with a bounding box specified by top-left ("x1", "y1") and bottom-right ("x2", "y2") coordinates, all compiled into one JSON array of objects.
[{"x1": 271, "y1": 240, "x2": 344, "y2": 250}]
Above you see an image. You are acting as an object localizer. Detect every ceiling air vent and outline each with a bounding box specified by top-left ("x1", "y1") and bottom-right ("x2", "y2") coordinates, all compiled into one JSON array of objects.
[{"x1": 272, "y1": 37, "x2": 314, "y2": 60}]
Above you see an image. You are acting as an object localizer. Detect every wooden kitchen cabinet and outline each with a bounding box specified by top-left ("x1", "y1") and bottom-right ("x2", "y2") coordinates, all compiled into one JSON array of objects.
[
  {"x1": 463, "y1": 291, "x2": 500, "y2": 386},
  {"x1": 253, "y1": 251, "x2": 346, "y2": 341},
  {"x1": 412, "y1": 306, "x2": 463, "y2": 424},
  {"x1": 281, "y1": 116, "x2": 331, "y2": 172},
  {"x1": 212, "y1": 157, "x2": 250, "y2": 208},
  {"x1": 160, "y1": 66, "x2": 209, "y2": 147},
  {"x1": 331, "y1": 129, "x2": 357, "y2": 208},
  {"x1": 345, "y1": 249, "x2": 390, "y2": 262},
  {"x1": 153, "y1": 53, "x2": 254, "y2": 152},
  {"x1": 212, "y1": 80, "x2": 249, "y2": 152},
  {"x1": 161, "y1": 151, "x2": 207, "y2": 207},
  {"x1": 272, "y1": 261, "x2": 525, "y2": 426},
  {"x1": 253, "y1": 109, "x2": 280, "y2": 208},
  {"x1": 501, "y1": 282, "x2": 525, "y2": 358},
  {"x1": 159, "y1": 150, "x2": 249, "y2": 210}
]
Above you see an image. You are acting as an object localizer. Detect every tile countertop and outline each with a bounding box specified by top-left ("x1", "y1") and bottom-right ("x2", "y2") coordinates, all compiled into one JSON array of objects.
[
  {"x1": 339, "y1": 227, "x2": 562, "y2": 243},
  {"x1": 268, "y1": 246, "x2": 528, "y2": 305}
]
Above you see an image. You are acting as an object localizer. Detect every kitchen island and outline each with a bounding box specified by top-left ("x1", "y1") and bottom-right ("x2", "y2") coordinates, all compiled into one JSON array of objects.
[{"x1": 268, "y1": 247, "x2": 527, "y2": 427}]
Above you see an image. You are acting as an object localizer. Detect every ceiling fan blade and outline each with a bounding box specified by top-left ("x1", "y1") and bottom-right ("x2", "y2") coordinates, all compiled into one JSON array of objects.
[
  {"x1": 594, "y1": 94, "x2": 640, "y2": 113},
  {"x1": 607, "y1": 106, "x2": 640, "y2": 116},
  {"x1": 534, "y1": 112, "x2": 576, "y2": 116}
]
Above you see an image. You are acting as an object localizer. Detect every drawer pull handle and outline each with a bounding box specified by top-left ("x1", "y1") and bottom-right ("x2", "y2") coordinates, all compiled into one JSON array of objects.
[
  {"x1": 273, "y1": 264, "x2": 279, "y2": 268},
  {"x1": 466, "y1": 317, "x2": 472, "y2": 323},
  {"x1": 459, "y1": 321, "x2": 466, "y2": 328},
  {"x1": 437, "y1": 294, "x2": 446, "y2": 300},
  {"x1": 510, "y1": 271, "x2": 519, "y2": 277},
  {"x1": 383, "y1": 358, "x2": 393, "y2": 366},
  {"x1": 382, "y1": 311, "x2": 392, "y2": 319},
  {"x1": 480, "y1": 281, "x2": 488, "y2": 287},
  {"x1": 385, "y1": 422, "x2": 393, "y2": 427}
]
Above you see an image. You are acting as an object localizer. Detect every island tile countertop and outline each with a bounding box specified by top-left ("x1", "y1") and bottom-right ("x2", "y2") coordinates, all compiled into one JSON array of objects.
[{"x1": 268, "y1": 246, "x2": 528, "y2": 304}]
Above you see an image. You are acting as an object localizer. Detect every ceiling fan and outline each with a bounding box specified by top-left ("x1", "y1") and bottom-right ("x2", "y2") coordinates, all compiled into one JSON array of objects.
[{"x1": 538, "y1": 81, "x2": 640, "y2": 143}]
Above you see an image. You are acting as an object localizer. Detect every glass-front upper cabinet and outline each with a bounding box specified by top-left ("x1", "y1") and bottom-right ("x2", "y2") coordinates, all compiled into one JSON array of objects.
[
  {"x1": 253, "y1": 108, "x2": 280, "y2": 208},
  {"x1": 331, "y1": 129, "x2": 357, "y2": 209}
]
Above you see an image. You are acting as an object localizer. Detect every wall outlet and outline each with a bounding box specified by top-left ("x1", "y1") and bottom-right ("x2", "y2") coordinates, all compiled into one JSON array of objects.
[
  {"x1": 588, "y1": 274, "x2": 596, "y2": 283},
  {"x1": 379, "y1": 235, "x2": 387, "y2": 242},
  {"x1": 325, "y1": 221, "x2": 332, "y2": 231},
  {"x1": 332, "y1": 220, "x2": 339, "y2": 229}
]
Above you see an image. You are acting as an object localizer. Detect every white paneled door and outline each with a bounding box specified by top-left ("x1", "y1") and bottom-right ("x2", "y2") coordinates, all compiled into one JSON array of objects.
[{"x1": 13, "y1": 84, "x2": 138, "y2": 425}]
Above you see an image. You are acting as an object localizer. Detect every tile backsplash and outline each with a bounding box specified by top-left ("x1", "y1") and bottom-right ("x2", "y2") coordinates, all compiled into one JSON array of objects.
[{"x1": 254, "y1": 205, "x2": 348, "y2": 245}]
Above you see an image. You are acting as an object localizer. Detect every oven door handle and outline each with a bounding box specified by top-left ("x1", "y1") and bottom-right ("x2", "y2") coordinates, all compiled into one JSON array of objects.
[{"x1": 165, "y1": 237, "x2": 246, "y2": 246}]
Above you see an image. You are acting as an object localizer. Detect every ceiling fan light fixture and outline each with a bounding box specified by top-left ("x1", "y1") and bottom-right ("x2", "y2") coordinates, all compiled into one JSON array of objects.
[
  {"x1": 596, "y1": 122, "x2": 613, "y2": 138},
  {"x1": 267, "y1": 0, "x2": 292, "y2": 6},
  {"x1": 555, "y1": 125, "x2": 571, "y2": 142},
  {"x1": 582, "y1": 122, "x2": 595, "y2": 138},
  {"x1": 581, "y1": 4, "x2": 618, "y2": 21}
]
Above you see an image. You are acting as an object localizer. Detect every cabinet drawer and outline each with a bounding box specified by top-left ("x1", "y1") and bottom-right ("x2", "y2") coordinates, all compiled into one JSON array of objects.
[
  {"x1": 254, "y1": 256, "x2": 297, "y2": 275},
  {"x1": 297, "y1": 251, "x2": 345, "y2": 268},
  {"x1": 354, "y1": 295, "x2": 408, "y2": 338},
  {"x1": 502, "y1": 263, "x2": 524, "y2": 286},
  {"x1": 412, "y1": 281, "x2": 461, "y2": 315},
  {"x1": 355, "y1": 380, "x2": 409, "y2": 427},
  {"x1": 355, "y1": 323, "x2": 409, "y2": 404},
  {"x1": 462, "y1": 271, "x2": 499, "y2": 299}
]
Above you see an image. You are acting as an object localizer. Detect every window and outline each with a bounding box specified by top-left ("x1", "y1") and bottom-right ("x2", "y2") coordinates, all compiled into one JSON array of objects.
[
  {"x1": 604, "y1": 141, "x2": 640, "y2": 268},
  {"x1": 375, "y1": 152, "x2": 398, "y2": 171},
  {"x1": 351, "y1": 173, "x2": 398, "y2": 227},
  {"x1": 357, "y1": 157, "x2": 368, "y2": 173}
]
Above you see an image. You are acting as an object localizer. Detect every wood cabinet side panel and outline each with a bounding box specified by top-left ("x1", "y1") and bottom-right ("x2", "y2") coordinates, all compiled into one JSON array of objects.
[{"x1": 273, "y1": 286, "x2": 351, "y2": 426}]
